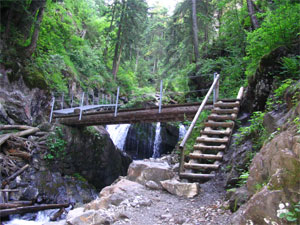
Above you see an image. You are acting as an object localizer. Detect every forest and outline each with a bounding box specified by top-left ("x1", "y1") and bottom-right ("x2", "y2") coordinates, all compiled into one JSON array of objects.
[{"x1": 1, "y1": 0, "x2": 299, "y2": 104}]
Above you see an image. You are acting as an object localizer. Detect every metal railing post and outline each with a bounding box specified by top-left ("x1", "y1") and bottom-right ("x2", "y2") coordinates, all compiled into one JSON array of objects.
[
  {"x1": 114, "y1": 87, "x2": 120, "y2": 117},
  {"x1": 61, "y1": 93, "x2": 64, "y2": 109},
  {"x1": 49, "y1": 96, "x2": 55, "y2": 123},
  {"x1": 159, "y1": 80, "x2": 163, "y2": 113},
  {"x1": 71, "y1": 94, "x2": 74, "y2": 108},
  {"x1": 79, "y1": 92, "x2": 85, "y2": 120}
]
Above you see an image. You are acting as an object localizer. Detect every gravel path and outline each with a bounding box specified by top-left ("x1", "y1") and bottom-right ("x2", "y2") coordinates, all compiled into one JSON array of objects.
[{"x1": 113, "y1": 175, "x2": 232, "y2": 225}]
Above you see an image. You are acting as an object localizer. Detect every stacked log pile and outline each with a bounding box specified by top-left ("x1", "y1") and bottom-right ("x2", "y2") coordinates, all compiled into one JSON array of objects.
[{"x1": 0, "y1": 125, "x2": 69, "y2": 218}]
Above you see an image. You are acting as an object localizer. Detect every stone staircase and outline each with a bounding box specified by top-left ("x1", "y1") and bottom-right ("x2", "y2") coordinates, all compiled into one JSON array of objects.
[{"x1": 179, "y1": 98, "x2": 241, "y2": 180}]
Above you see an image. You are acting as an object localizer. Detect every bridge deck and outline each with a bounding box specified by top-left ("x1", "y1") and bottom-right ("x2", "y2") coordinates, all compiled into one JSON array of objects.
[{"x1": 54, "y1": 102, "x2": 213, "y2": 126}]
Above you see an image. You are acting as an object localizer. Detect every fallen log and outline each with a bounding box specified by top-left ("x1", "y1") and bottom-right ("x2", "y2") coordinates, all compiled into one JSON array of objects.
[
  {"x1": 0, "y1": 203, "x2": 70, "y2": 217},
  {"x1": 50, "y1": 207, "x2": 65, "y2": 221},
  {"x1": 0, "y1": 125, "x2": 34, "y2": 131},
  {"x1": 1, "y1": 164, "x2": 30, "y2": 188},
  {"x1": 0, "y1": 201, "x2": 32, "y2": 209},
  {"x1": 6, "y1": 149, "x2": 31, "y2": 161},
  {"x1": 0, "y1": 127, "x2": 39, "y2": 148}
]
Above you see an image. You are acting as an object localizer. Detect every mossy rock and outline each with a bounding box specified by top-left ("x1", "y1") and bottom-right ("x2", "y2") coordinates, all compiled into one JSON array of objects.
[{"x1": 23, "y1": 66, "x2": 49, "y2": 90}]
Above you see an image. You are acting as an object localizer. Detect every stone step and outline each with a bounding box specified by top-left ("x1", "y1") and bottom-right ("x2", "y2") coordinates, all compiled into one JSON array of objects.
[
  {"x1": 193, "y1": 144, "x2": 226, "y2": 151},
  {"x1": 204, "y1": 121, "x2": 234, "y2": 128},
  {"x1": 214, "y1": 102, "x2": 240, "y2": 108},
  {"x1": 184, "y1": 163, "x2": 219, "y2": 170},
  {"x1": 211, "y1": 108, "x2": 239, "y2": 114},
  {"x1": 201, "y1": 127, "x2": 232, "y2": 136},
  {"x1": 189, "y1": 153, "x2": 223, "y2": 160},
  {"x1": 207, "y1": 114, "x2": 236, "y2": 121},
  {"x1": 179, "y1": 172, "x2": 215, "y2": 180},
  {"x1": 196, "y1": 136, "x2": 229, "y2": 143}
]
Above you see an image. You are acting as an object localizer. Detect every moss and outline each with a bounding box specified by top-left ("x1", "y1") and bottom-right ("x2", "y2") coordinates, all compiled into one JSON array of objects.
[{"x1": 23, "y1": 66, "x2": 49, "y2": 90}]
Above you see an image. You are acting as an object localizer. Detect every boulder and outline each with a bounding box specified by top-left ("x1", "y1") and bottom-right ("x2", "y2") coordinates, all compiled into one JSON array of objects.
[
  {"x1": 67, "y1": 207, "x2": 114, "y2": 225},
  {"x1": 127, "y1": 160, "x2": 175, "y2": 187},
  {"x1": 226, "y1": 186, "x2": 249, "y2": 212},
  {"x1": 160, "y1": 179, "x2": 199, "y2": 198},
  {"x1": 84, "y1": 178, "x2": 147, "y2": 210}
]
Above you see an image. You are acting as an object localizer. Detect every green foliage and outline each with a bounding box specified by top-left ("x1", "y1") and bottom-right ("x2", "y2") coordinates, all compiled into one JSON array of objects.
[
  {"x1": 183, "y1": 110, "x2": 210, "y2": 155},
  {"x1": 279, "y1": 201, "x2": 300, "y2": 223},
  {"x1": 72, "y1": 173, "x2": 88, "y2": 183},
  {"x1": 245, "y1": 0, "x2": 300, "y2": 77},
  {"x1": 235, "y1": 111, "x2": 267, "y2": 149},
  {"x1": 45, "y1": 127, "x2": 67, "y2": 161},
  {"x1": 237, "y1": 171, "x2": 249, "y2": 187},
  {"x1": 280, "y1": 56, "x2": 300, "y2": 78}
]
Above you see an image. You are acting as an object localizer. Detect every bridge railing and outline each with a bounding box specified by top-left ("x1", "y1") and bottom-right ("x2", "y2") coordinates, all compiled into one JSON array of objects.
[{"x1": 178, "y1": 73, "x2": 220, "y2": 173}]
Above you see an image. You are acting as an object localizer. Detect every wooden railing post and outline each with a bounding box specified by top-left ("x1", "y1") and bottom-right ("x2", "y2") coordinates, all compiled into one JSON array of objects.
[
  {"x1": 179, "y1": 74, "x2": 220, "y2": 175},
  {"x1": 114, "y1": 87, "x2": 120, "y2": 117},
  {"x1": 79, "y1": 92, "x2": 85, "y2": 121},
  {"x1": 159, "y1": 80, "x2": 163, "y2": 113},
  {"x1": 49, "y1": 96, "x2": 55, "y2": 123},
  {"x1": 213, "y1": 73, "x2": 219, "y2": 104}
]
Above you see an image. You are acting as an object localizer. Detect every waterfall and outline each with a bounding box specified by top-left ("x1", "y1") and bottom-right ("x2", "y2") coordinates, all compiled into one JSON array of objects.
[
  {"x1": 106, "y1": 124, "x2": 131, "y2": 151},
  {"x1": 179, "y1": 124, "x2": 187, "y2": 140},
  {"x1": 152, "y1": 122, "x2": 162, "y2": 158}
]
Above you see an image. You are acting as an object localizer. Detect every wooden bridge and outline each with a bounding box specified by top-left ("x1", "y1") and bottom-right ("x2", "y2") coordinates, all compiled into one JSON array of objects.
[
  {"x1": 52, "y1": 73, "x2": 245, "y2": 182},
  {"x1": 53, "y1": 102, "x2": 214, "y2": 126}
]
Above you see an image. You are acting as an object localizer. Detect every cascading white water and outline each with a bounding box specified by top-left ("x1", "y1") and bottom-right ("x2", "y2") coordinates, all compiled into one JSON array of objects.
[
  {"x1": 4, "y1": 209, "x2": 57, "y2": 225},
  {"x1": 152, "y1": 122, "x2": 162, "y2": 158},
  {"x1": 106, "y1": 124, "x2": 131, "y2": 151},
  {"x1": 179, "y1": 124, "x2": 187, "y2": 140}
]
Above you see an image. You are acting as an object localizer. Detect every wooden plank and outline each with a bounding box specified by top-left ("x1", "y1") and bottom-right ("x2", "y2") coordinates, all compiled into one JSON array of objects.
[
  {"x1": 201, "y1": 128, "x2": 231, "y2": 136},
  {"x1": 211, "y1": 108, "x2": 238, "y2": 114},
  {"x1": 184, "y1": 163, "x2": 219, "y2": 170},
  {"x1": 214, "y1": 102, "x2": 240, "y2": 108},
  {"x1": 207, "y1": 114, "x2": 236, "y2": 121},
  {"x1": 193, "y1": 144, "x2": 226, "y2": 151},
  {"x1": 204, "y1": 121, "x2": 234, "y2": 128},
  {"x1": 179, "y1": 172, "x2": 215, "y2": 180},
  {"x1": 196, "y1": 136, "x2": 229, "y2": 143},
  {"x1": 189, "y1": 153, "x2": 223, "y2": 160}
]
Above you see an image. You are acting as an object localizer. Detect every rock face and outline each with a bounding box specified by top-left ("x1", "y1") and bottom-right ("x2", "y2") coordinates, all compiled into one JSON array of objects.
[
  {"x1": 50, "y1": 125, "x2": 132, "y2": 190},
  {"x1": 231, "y1": 107, "x2": 300, "y2": 224},
  {"x1": 0, "y1": 66, "x2": 50, "y2": 125},
  {"x1": 242, "y1": 39, "x2": 300, "y2": 112},
  {"x1": 127, "y1": 160, "x2": 175, "y2": 187},
  {"x1": 124, "y1": 123, "x2": 156, "y2": 159},
  {"x1": 160, "y1": 123, "x2": 179, "y2": 155},
  {"x1": 160, "y1": 179, "x2": 199, "y2": 198}
]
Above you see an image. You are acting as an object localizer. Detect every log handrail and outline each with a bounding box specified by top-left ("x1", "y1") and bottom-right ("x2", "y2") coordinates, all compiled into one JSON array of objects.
[{"x1": 179, "y1": 74, "x2": 220, "y2": 172}]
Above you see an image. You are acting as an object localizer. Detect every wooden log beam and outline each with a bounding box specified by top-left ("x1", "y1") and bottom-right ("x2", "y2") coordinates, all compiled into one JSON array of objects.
[
  {"x1": 0, "y1": 127, "x2": 39, "y2": 148},
  {"x1": 0, "y1": 201, "x2": 32, "y2": 209},
  {"x1": 56, "y1": 104, "x2": 212, "y2": 126},
  {"x1": 0, "y1": 203, "x2": 70, "y2": 217}
]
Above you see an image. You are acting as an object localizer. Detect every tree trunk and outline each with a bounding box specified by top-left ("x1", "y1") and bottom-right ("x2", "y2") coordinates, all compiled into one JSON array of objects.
[
  {"x1": 25, "y1": 0, "x2": 46, "y2": 57},
  {"x1": 135, "y1": 50, "x2": 139, "y2": 73},
  {"x1": 103, "y1": 1, "x2": 117, "y2": 60},
  {"x1": 112, "y1": 0, "x2": 127, "y2": 80},
  {"x1": 246, "y1": 0, "x2": 260, "y2": 30},
  {"x1": 191, "y1": 0, "x2": 200, "y2": 63}
]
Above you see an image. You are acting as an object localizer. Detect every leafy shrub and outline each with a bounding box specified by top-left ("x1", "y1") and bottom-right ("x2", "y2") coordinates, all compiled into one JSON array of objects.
[{"x1": 45, "y1": 127, "x2": 67, "y2": 160}]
